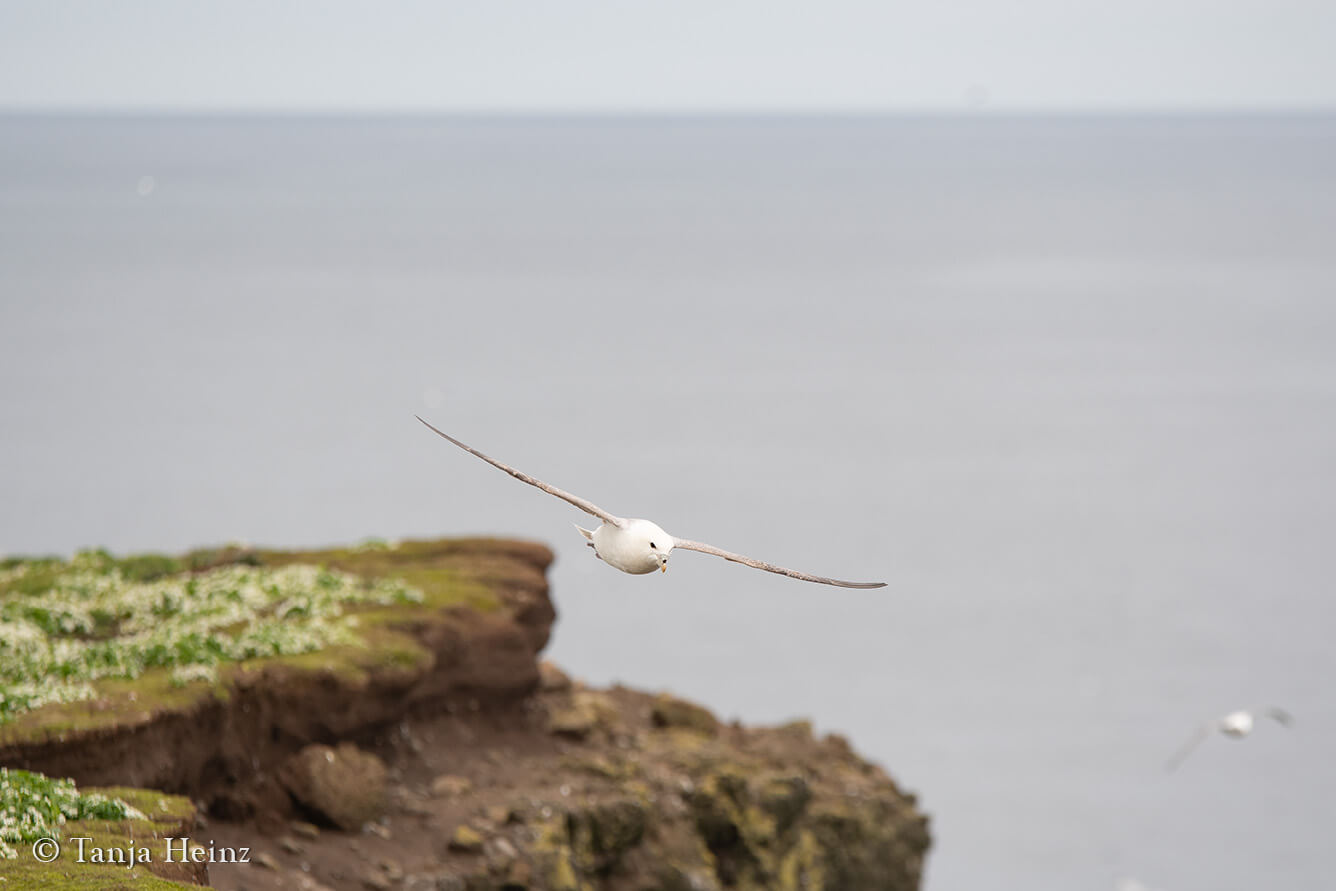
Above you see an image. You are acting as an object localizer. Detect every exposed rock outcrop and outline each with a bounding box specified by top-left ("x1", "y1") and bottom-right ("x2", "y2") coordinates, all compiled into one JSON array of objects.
[
  {"x1": 1, "y1": 538, "x2": 929, "y2": 890},
  {"x1": 197, "y1": 681, "x2": 929, "y2": 891},
  {"x1": 279, "y1": 743, "x2": 388, "y2": 831}
]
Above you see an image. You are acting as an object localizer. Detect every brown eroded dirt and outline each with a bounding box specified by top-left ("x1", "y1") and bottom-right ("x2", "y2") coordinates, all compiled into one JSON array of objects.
[{"x1": 202, "y1": 678, "x2": 930, "y2": 891}]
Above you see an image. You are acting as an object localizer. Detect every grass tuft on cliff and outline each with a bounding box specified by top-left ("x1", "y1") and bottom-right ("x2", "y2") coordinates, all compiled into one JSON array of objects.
[
  {"x1": 0, "y1": 549, "x2": 422, "y2": 722},
  {"x1": 0, "y1": 767, "x2": 143, "y2": 859}
]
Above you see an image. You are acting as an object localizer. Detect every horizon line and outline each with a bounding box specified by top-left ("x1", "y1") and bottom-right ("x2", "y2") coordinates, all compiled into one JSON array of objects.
[{"x1": 3, "y1": 104, "x2": 1335, "y2": 119}]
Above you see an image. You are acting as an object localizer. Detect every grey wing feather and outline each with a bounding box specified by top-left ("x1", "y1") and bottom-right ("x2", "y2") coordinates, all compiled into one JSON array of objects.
[
  {"x1": 1165, "y1": 722, "x2": 1217, "y2": 772},
  {"x1": 416, "y1": 417, "x2": 624, "y2": 527},
  {"x1": 1261, "y1": 707, "x2": 1295, "y2": 727},
  {"x1": 671, "y1": 538, "x2": 886, "y2": 589}
]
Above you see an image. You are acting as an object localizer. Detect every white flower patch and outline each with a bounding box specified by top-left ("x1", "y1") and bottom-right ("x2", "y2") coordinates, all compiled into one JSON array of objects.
[
  {"x1": 168, "y1": 664, "x2": 217, "y2": 688},
  {"x1": 0, "y1": 768, "x2": 142, "y2": 859},
  {"x1": 1, "y1": 558, "x2": 424, "y2": 721},
  {"x1": 0, "y1": 681, "x2": 97, "y2": 717}
]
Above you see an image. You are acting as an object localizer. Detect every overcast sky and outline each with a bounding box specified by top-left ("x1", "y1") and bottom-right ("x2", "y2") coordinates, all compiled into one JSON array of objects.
[{"x1": 2, "y1": 0, "x2": 1334, "y2": 112}]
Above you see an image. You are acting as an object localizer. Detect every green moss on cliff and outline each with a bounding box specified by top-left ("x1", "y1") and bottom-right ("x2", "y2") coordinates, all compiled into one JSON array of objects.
[
  {"x1": 0, "y1": 538, "x2": 550, "y2": 749},
  {"x1": 0, "y1": 552, "x2": 423, "y2": 715},
  {"x1": 0, "y1": 769, "x2": 198, "y2": 889}
]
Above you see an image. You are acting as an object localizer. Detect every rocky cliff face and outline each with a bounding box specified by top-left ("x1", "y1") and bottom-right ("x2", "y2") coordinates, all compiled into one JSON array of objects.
[
  {"x1": 0, "y1": 538, "x2": 929, "y2": 890},
  {"x1": 0, "y1": 539, "x2": 555, "y2": 810}
]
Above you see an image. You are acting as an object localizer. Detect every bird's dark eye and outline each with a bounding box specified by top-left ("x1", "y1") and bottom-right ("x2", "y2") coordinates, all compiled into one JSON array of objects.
[{"x1": 650, "y1": 542, "x2": 657, "y2": 549}]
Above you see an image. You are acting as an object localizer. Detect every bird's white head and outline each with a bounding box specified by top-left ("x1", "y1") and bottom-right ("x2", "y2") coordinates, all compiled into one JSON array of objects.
[{"x1": 626, "y1": 518, "x2": 674, "y2": 573}]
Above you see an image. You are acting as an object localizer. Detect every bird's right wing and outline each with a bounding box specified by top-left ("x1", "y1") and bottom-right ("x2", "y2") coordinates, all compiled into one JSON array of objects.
[
  {"x1": 1261, "y1": 706, "x2": 1295, "y2": 727},
  {"x1": 1165, "y1": 722, "x2": 1217, "y2": 772},
  {"x1": 416, "y1": 417, "x2": 624, "y2": 527},
  {"x1": 671, "y1": 537, "x2": 886, "y2": 588}
]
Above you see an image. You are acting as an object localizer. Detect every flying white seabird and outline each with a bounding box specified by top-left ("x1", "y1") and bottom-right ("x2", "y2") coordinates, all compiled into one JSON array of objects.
[
  {"x1": 416, "y1": 417, "x2": 886, "y2": 589},
  {"x1": 1165, "y1": 707, "x2": 1294, "y2": 771}
]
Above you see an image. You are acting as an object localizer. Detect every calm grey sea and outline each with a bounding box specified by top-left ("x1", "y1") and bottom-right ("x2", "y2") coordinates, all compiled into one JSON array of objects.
[{"x1": 2, "y1": 115, "x2": 1335, "y2": 890}]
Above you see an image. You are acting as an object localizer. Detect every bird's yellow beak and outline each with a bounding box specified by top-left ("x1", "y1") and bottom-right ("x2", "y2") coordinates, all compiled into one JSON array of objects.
[{"x1": 660, "y1": 563, "x2": 668, "y2": 573}]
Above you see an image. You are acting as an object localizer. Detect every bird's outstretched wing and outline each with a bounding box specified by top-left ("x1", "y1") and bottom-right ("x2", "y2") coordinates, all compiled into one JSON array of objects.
[
  {"x1": 670, "y1": 538, "x2": 886, "y2": 589},
  {"x1": 1165, "y1": 721, "x2": 1217, "y2": 772},
  {"x1": 1261, "y1": 706, "x2": 1295, "y2": 728},
  {"x1": 416, "y1": 417, "x2": 624, "y2": 527}
]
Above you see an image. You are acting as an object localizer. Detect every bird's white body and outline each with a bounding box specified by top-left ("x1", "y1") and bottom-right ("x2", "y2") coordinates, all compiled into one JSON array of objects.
[
  {"x1": 579, "y1": 519, "x2": 673, "y2": 574},
  {"x1": 1220, "y1": 710, "x2": 1255, "y2": 738}
]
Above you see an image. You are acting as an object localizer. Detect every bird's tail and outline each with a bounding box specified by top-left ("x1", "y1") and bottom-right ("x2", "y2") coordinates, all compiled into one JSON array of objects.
[{"x1": 574, "y1": 524, "x2": 595, "y2": 543}]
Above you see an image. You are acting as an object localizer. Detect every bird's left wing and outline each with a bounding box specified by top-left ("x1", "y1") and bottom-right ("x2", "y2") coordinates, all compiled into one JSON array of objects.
[
  {"x1": 1165, "y1": 721, "x2": 1216, "y2": 772},
  {"x1": 670, "y1": 537, "x2": 886, "y2": 589},
  {"x1": 416, "y1": 417, "x2": 624, "y2": 527}
]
